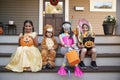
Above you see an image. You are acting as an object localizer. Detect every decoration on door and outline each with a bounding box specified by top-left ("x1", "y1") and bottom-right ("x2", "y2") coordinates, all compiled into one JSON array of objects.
[{"x1": 50, "y1": 0, "x2": 58, "y2": 6}]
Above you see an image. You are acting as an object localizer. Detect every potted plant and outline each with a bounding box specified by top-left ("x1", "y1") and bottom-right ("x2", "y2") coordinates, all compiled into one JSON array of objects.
[{"x1": 102, "y1": 15, "x2": 116, "y2": 35}]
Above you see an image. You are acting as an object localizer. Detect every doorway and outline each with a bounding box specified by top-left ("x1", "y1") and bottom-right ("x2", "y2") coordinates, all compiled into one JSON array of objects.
[
  {"x1": 39, "y1": 0, "x2": 69, "y2": 35},
  {"x1": 43, "y1": 0, "x2": 65, "y2": 35}
]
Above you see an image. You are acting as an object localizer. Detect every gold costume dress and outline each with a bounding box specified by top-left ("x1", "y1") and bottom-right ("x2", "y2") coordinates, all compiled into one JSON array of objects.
[{"x1": 5, "y1": 32, "x2": 42, "y2": 72}]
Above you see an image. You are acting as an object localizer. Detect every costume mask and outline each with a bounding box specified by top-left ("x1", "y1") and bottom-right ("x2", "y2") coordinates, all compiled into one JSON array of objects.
[{"x1": 62, "y1": 23, "x2": 71, "y2": 33}]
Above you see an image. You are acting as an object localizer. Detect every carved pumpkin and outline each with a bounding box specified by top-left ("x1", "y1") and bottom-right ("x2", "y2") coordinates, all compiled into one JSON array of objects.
[
  {"x1": 0, "y1": 27, "x2": 3, "y2": 35},
  {"x1": 84, "y1": 41, "x2": 94, "y2": 48},
  {"x1": 83, "y1": 37, "x2": 94, "y2": 48},
  {"x1": 20, "y1": 36, "x2": 34, "y2": 46}
]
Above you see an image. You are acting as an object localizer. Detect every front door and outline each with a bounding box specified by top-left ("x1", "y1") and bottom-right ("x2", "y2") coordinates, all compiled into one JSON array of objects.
[{"x1": 43, "y1": 0, "x2": 65, "y2": 35}]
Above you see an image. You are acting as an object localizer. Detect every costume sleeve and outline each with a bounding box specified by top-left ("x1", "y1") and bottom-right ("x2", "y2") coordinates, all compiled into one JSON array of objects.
[
  {"x1": 77, "y1": 32, "x2": 83, "y2": 44},
  {"x1": 52, "y1": 37, "x2": 58, "y2": 49},
  {"x1": 19, "y1": 33, "x2": 23, "y2": 37},
  {"x1": 31, "y1": 32, "x2": 37, "y2": 38},
  {"x1": 41, "y1": 38, "x2": 48, "y2": 49},
  {"x1": 59, "y1": 34, "x2": 64, "y2": 45},
  {"x1": 73, "y1": 34, "x2": 77, "y2": 44}
]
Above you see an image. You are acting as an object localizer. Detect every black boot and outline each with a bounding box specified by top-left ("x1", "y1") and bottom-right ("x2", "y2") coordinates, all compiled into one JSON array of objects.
[
  {"x1": 47, "y1": 63, "x2": 54, "y2": 69},
  {"x1": 91, "y1": 61, "x2": 98, "y2": 69},
  {"x1": 42, "y1": 65, "x2": 47, "y2": 70},
  {"x1": 79, "y1": 61, "x2": 86, "y2": 69}
]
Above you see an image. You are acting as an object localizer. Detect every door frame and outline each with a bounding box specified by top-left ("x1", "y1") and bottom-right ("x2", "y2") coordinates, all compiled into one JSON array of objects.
[{"x1": 39, "y1": 0, "x2": 69, "y2": 35}]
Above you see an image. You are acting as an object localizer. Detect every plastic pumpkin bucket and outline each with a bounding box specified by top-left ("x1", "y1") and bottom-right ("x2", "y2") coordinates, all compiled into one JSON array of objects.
[
  {"x1": 0, "y1": 27, "x2": 3, "y2": 34},
  {"x1": 20, "y1": 36, "x2": 34, "y2": 46},
  {"x1": 66, "y1": 50, "x2": 80, "y2": 66}
]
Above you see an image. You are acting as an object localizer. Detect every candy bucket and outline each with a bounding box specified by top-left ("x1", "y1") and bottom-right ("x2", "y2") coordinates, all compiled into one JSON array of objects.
[{"x1": 66, "y1": 50, "x2": 80, "y2": 66}]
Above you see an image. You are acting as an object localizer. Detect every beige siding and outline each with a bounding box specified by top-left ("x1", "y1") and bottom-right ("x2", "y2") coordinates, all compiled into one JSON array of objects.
[
  {"x1": 69, "y1": 0, "x2": 116, "y2": 35},
  {"x1": 0, "y1": 0, "x2": 39, "y2": 34},
  {"x1": 0, "y1": 0, "x2": 116, "y2": 35}
]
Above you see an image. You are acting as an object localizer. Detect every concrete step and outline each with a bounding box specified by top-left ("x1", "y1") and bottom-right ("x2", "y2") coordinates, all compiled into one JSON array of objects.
[
  {"x1": 0, "y1": 35, "x2": 120, "y2": 80},
  {"x1": 0, "y1": 66, "x2": 120, "y2": 80},
  {"x1": 1, "y1": 35, "x2": 120, "y2": 53},
  {"x1": 0, "y1": 53, "x2": 120, "y2": 66},
  {"x1": 0, "y1": 35, "x2": 120, "y2": 44},
  {"x1": 0, "y1": 44, "x2": 120, "y2": 53}
]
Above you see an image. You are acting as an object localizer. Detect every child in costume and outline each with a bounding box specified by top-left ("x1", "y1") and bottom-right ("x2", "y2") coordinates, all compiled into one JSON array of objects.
[
  {"x1": 41, "y1": 24, "x2": 58, "y2": 69},
  {"x1": 57, "y1": 22, "x2": 83, "y2": 77},
  {"x1": 5, "y1": 20, "x2": 42, "y2": 72},
  {"x1": 77, "y1": 19, "x2": 98, "y2": 69}
]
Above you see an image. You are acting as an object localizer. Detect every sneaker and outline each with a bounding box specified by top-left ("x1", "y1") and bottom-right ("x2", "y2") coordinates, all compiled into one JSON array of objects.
[
  {"x1": 91, "y1": 61, "x2": 98, "y2": 69},
  {"x1": 42, "y1": 65, "x2": 47, "y2": 70},
  {"x1": 79, "y1": 61, "x2": 86, "y2": 69},
  {"x1": 47, "y1": 63, "x2": 55, "y2": 69}
]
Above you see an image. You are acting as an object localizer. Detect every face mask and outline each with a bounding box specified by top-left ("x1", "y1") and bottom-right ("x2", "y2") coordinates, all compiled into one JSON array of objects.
[{"x1": 62, "y1": 23, "x2": 71, "y2": 33}]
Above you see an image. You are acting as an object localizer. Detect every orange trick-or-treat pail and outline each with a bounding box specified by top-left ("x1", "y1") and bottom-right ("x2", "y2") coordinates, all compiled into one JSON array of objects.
[
  {"x1": 20, "y1": 36, "x2": 34, "y2": 46},
  {"x1": 66, "y1": 50, "x2": 80, "y2": 66},
  {"x1": 0, "y1": 27, "x2": 3, "y2": 35}
]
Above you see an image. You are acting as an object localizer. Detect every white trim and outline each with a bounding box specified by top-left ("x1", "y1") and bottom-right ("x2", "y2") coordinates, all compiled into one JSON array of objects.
[
  {"x1": 39, "y1": 0, "x2": 69, "y2": 34},
  {"x1": 90, "y1": 0, "x2": 116, "y2": 12},
  {"x1": 39, "y1": 0, "x2": 43, "y2": 34},
  {"x1": 65, "y1": 0, "x2": 69, "y2": 21}
]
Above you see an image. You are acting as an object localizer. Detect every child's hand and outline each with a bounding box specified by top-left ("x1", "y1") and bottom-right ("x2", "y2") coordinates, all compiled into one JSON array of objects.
[
  {"x1": 92, "y1": 44, "x2": 95, "y2": 48},
  {"x1": 19, "y1": 36, "x2": 24, "y2": 39},
  {"x1": 64, "y1": 45, "x2": 70, "y2": 47},
  {"x1": 72, "y1": 44, "x2": 76, "y2": 48},
  {"x1": 78, "y1": 43, "x2": 84, "y2": 49}
]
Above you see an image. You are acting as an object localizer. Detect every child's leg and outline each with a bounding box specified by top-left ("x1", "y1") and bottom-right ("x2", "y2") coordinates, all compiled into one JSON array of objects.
[
  {"x1": 47, "y1": 50, "x2": 56, "y2": 68},
  {"x1": 57, "y1": 47, "x2": 68, "y2": 76},
  {"x1": 79, "y1": 48, "x2": 87, "y2": 69},
  {"x1": 41, "y1": 49, "x2": 48, "y2": 67},
  {"x1": 90, "y1": 47, "x2": 97, "y2": 61},
  {"x1": 90, "y1": 47, "x2": 98, "y2": 69},
  {"x1": 60, "y1": 47, "x2": 68, "y2": 66},
  {"x1": 72, "y1": 46, "x2": 80, "y2": 55},
  {"x1": 80, "y1": 48, "x2": 87, "y2": 61}
]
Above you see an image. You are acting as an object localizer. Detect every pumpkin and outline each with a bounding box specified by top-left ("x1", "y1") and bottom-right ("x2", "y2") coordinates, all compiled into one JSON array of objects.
[
  {"x1": 20, "y1": 36, "x2": 34, "y2": 46},
  {"x1": 0, "y1": 27, "x2": 3, "y2": 35},
  {"x1": 83, "y1": 37, "x2": 94, "y2": 48},
  {"x1": 84, "y1": 40, "x2": 94, "y2": 48},
  {"x1": 66, "y1": 50, "x2": 80, "y2": 66}
]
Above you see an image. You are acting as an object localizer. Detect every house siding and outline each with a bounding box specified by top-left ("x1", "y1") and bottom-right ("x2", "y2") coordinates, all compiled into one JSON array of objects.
[
  {"x1": 0, "y1": 0, "x2": 116, "y2": 35},
  {"x1": 69, "y1": 0, "x2": 116, "y2": 35},
  {"x1": 0, "y1": 0, "x2": 39, "y2": 34}
]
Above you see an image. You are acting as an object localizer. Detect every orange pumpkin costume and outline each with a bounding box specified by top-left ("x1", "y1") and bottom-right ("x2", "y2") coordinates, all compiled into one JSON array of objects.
[{"x1": 41, "y1": 24, "x2": 58, "y2": 69}]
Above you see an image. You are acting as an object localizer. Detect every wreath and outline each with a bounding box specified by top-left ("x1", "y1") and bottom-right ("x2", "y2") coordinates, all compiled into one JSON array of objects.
[{"x1": 50, "y1": 0, "x2": 58, "y2": 6}]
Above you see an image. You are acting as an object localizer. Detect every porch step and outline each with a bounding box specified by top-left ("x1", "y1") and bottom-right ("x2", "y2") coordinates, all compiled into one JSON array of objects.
[
  {"x1": 0, "y1": 35, "x2": 120, "y2": 53},
  {"x1": 0, "y1": 35, "x2": 120, "y2": 80},
  {"x1": 0, "y1": 35, "x2": 120, "y2": 44},
  {"x1": 0, "y1": 43, "x2": 120, "y2": 53},
  {"x1": 0, "y1": 66, "x2": 120, "y2": 80},
  {"x1": 0, "y1": 66, "x2": 120, "y2": 73},
  {"x1": 0, "y1": 53, "x2": 120, "y2": 66}
]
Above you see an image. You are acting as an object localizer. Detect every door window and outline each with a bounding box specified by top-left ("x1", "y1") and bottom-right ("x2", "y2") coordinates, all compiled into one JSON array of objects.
[{"x1": 45, "y1": 2, "x2": 63, "y2": 14}]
